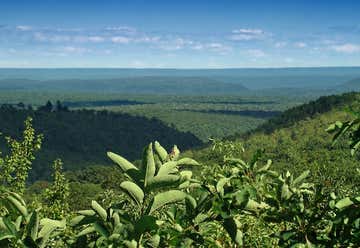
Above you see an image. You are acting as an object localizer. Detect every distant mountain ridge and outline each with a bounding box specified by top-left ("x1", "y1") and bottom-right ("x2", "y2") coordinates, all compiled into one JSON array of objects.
[
  {"x1": 1, "y1": 67, "x2": 360, "y2": 90},
  {"x1": 0, "y1": 76, "x2": 249, "y2": 95}
]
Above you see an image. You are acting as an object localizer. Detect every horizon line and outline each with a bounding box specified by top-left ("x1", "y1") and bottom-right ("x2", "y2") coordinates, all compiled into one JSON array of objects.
[{"x1": 1, "y1": 65, "x2": 360, "y2": 70}]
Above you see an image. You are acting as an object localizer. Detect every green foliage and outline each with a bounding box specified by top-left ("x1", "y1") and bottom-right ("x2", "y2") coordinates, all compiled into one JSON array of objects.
[
  {"x1": 0, "y1": 190, "x2": 66, "y2": 247},
  {"x1": 71, "y1": 141, "x2": 199, "y2": 247},
  {"x1": 0, "y1": 117, "x2": 42, "y2": 193},
  {"x1": 42, "y1": 159, "x2": 70, "y2": 220}
]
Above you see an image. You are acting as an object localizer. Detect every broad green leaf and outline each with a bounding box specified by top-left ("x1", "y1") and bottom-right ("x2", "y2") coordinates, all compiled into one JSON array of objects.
[
  {"x1": 38, "y1": 218, "x2": 66, "y2": 247},
  {"x1": 157, "y1": 161, "x2": 178, "y2": 176},
  {"x1": 77, "y1": 226, "x2": 96, "y2": 237},
  {"x1": 148, "y1": 190, "x2": 188, "y2": 214},
  {"x1": 335, "y1": 197, "x2": 354, "y2": 209},
  {"x1": 91, "y1": 201, "x2": 107, "y2": 221},
  {"x1": 93, "y1": 222, "x2": 110, "y2": 238},
  {"x1": 27, "y1": 211, "x2": 39, "y2": 241},
  {"x1": 77, "y1": 210, "x2": 96, "y2": 216},
  {"x1": 120, "y1": 181, "x2": 144, "y2": 205},
  {"x1": 154, "y1": 141, "x2": 168, "y2": 163},
  {"x1": 6, "y1": 195, "x2": 28, "y2": 217},
  {"x1": 146, "y1": 175, "x2": 180, "y2": 191},
  {"x1": 107, "y1": 151, "x2": 140, "y2": 181},
  {"x1": 176, "y1": 158, "x2": 199, "y2": 166},
  {"x1": 144, "y1": 143, "x2": 156, "y2": 187}
]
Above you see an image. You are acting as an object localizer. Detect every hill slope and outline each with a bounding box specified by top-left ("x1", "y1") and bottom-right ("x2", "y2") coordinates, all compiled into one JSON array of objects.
[
  {"x1": 0, "y1": 105, "x2": 202, "y2": 182},
  {"x1": 193, "y1": 92, "x2": 360, "y2": 190}
]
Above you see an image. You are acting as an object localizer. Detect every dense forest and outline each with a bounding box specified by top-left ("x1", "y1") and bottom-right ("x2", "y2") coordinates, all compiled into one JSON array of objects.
[{"x1": 0, "y1": 102, "x2": 202, "y2": 182}]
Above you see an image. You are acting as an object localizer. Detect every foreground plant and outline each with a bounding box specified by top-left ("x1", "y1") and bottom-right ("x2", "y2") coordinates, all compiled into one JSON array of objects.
[
  {"x1": 0, "y1": 190, "x2": 66, "y2": 247},
  {"x1": 71, "y1": 141, "x2": 199, "y2": 247}
]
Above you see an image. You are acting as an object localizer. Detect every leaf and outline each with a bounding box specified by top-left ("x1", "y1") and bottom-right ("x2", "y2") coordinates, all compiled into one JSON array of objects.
[
  {"x1": 216, "y1": 178, "x2": 231, "y2": 197},
  {"x1": 223, "y1": 218, "x2": 243, "y2": 246},
  {"x1": 93, "y1": 222, "x2": 110, "y2": 238},
  {"x1": 292, "y1": 170, "x2": 310, "y2": 186},
  {"x1": 91, "y1": 201, "x2": 107, "y2": 221},
  {"x1": 144, "y1": 143, "x2": 156, "y2": 187},
  {"x1": 76, "y1": 226, "x2": 96, "y2": 237},
  {"x1": 281, "y1": 184, "x2": 292, "y2": 200},
  {"x1": 148, "y1": 234, "x2": 160, "y2": 248},
  {"x1": 157, "y1": 161, "x2": 178, "y2": 176},
  {"x1": 77, "y1": 210, "x2": 96, "y2": 216},
  {"x1": 27, "y1": 211, "x2": 39, "y2": 241},
  {"x1": 124, "y1": 240, "x2": 138, "y2": 248},
  {"x1": 176, "y1": 158, "x2": 199, "y2": 166},
  {"x1": 38, "y1": 218, "x2": 66, "y2": 247},
  {"x1": 335, "y1": 197, "x2": 354, "y2": 209},
  {"x1": 107, "y1": 152, "x2": 140, "y2": 181},
  {"x1": 148, "y1": 190, "x2": 188, "y2": 214},
  {"x1": 134, "y1": 215, "x2": 158, "y2": 238},
  {"x1": 235, "y1": 189, "x2": 250, "y2": 208},
  {"x1": 6, "y1": 195, "x2": 28, "y2": 217},
  {"x1": 146, "y1": 175, "x2": 180, "y2": 191},
  {"x1": 120, "y1": 181, "x2": 144, "y2": 205},
  {"x1": 180, "y1": 171, "x2": 192, "y2": 181},
  {"x1": 154, "y1": 141, "x2": 168, "y2": 163}
]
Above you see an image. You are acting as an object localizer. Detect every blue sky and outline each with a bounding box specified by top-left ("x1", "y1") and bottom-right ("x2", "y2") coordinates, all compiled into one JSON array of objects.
[{"x1": 1, "y1": 0, "x2": 360, "y2": 68}]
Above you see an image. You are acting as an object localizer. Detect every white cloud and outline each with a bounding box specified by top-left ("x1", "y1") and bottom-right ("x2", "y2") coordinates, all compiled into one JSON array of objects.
[
  {"x1": 62, "y1": 46, "x2": 91, "y2": 54},
  {"x1": 206, "y1": 43, "x2": 232, "y2": 54},
  {"x1": 105, "y1": 26, "x2": 137, "y2": 34},
  {"x1": 111, "y1": 36, "x2": 131, "y2": 44},
  {"x1": 16, "y1": 25, "x2": 32, "y2": 31},
  {"x1": 330, "y1": 43, "x2": 360, "y2": 53},
  {"x1": 247, "y1": 49, "x2": 266, "y2": 57},
  {"x1": 232, "y1": 28, "x2": 264, "y2": 35},
  {"x1": 294, "y1": 42, "x2": 307, "y2": 48},
  {"x1": 229, "y1": 28, "x2": 266, "y2": 41}
]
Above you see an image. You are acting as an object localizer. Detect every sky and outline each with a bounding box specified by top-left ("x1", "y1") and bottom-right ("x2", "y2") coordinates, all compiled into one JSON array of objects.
[{"x1": 1, "y1": 0, "x2": 360, "y2": 68}]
